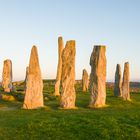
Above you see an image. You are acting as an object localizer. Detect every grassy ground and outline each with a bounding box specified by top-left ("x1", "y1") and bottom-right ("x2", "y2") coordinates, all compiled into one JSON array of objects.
[{"x1": 0, "y1": 82, "x2": 140, "y2": 140}]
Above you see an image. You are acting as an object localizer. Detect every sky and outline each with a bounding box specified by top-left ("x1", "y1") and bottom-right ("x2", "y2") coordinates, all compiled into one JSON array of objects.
[{"x1": 0, "y1": 0, "x2": 140, "y2": 82}]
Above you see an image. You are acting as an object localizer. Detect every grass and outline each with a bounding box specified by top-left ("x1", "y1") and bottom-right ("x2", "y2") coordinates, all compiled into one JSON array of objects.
[{"x1": 0, "y1": 82, "x2": 140, "y2": 140}]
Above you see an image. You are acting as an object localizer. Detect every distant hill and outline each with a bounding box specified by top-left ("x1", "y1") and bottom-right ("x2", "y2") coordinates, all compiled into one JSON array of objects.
[
  {"x1": 106, "y1": 82, "x2": 140, "y2": 92},
  {"x1": 106, "y1": 82, "x2": 140, "y2": 88}
]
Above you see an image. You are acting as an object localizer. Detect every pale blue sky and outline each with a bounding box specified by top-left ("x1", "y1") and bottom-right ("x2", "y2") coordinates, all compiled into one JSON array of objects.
[{"x1": 0, "y1": 0, "x2": 140, "y2": 81}]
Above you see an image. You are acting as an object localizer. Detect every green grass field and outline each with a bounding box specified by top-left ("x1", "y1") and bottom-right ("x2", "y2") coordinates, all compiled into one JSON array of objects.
[{"x1": 0, "y1": 81, "x2": 140, "y2": 140}]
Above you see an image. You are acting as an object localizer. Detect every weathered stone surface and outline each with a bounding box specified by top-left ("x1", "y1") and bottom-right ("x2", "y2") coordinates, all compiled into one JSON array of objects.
[
  {"x1": 122, "y1": 62, "x2": 130, "y2": 100},
  {"x1": 54, "y1": 37, "x2": 64, "y2": 96},
  {"x1": 60, "y1": 40, "x2": 76, "y2": 109},
  {"x1": 89, "y1": 45, "x2": 107, "y2": 108},
  {"x1": 82, "y1": 69, "x2": 89, "y2": 92},
  {"x1": 114, "y1": 64, "x2": 122, "y2": 97},
  {"x1": 23, "y1": 46, "x2": 44, "y2": 109},
  {"x1": 2, "y1": 59, "x2": 13, "y2": 92}
]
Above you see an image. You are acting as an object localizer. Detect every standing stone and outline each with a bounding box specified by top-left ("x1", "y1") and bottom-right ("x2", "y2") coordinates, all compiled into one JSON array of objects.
[
  {"x1": 60, "y1": 40, "x2": 76, "y2": 109},
  {"x1": 122, "y1": 62, "x2": 130, "y2": 100},
  {"x1": 24, "y1": 66, "x2": 29, "y2": 91},
  {"x1": 23, "y1": 46, "x2": 44, "y2": 109},
  {"x1": 2, "y1": 59, "x2": 13, "y2": 92},
  {"x1": 114, "y1": 64, "x2": 122, "y2": 97},
  {"x1": 82, "y1": 69, "x2": 89, "y2": 92},
  {"x1": 54, "y1": 37, "x2": 64, "y2": 96},
  {"x1": 89, "y1": 46, "x2": 107, "y2": 108},
  {"x1": 25, "y1": 66, "x2": 29, "y2": 82}
]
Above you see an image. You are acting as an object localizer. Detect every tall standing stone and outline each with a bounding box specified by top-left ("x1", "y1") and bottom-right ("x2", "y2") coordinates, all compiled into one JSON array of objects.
[
  {"x1": 54, "y1": 37, "x2": 64, "y2": 96},
  {"x1": 89, "y1": 45, "x2": 107, "y2": 108},
  {"x1": 114, "y1": 64, "x2": 122, "y2": 97},
  {"x1": 82, "y1": 69, "x2": 89, "y2": 92},
  {"x1": 122, "y1": 62, "x2": 130, "y2": 100},
  {"x1": 23, "y1": 46, "x2": 44, "y2": 109},
  {"x1": 60, "y1": 40, "x2": 76, "y2": 109},
  {"x1": 2, "y1": 59, "x2": 13, "y2": 92}
]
